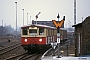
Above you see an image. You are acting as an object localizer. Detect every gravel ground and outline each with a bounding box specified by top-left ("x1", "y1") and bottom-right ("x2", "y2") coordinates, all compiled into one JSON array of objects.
[
  {"x1": 0, "y1": 38, "x2": 20, "y2": 47},
  {"x1": 0, "y1": 45, "x2": 25, "y2": 60},
  {"x1": 0, "y1": 37, "x2": 26, "y2": 60}
]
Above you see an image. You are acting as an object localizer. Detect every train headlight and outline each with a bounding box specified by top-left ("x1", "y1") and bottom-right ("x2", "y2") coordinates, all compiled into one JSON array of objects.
[
  {"x1": 39, "y1": 39, "x2": 42, "y2": 42},
  {"x1": 24, "y1": 39, "x2": 27, "y2": 42}
]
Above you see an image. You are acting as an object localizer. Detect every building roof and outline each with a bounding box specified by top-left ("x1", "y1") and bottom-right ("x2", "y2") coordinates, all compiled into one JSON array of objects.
[
  {"x1": 72, "y1": 23, "x2": 82, "y2": 27},
  {"x1": 32, "y1": 20, "x2": 64, "y2": 28}
]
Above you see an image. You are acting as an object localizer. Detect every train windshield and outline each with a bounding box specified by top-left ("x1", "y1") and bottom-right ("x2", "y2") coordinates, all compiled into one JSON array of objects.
[
  {"x1": 29, "y1": 29, "x2": 37, "y2": 35},
  {"x1": 22, "y1": 28, "x2": 27, "y2": 35}
]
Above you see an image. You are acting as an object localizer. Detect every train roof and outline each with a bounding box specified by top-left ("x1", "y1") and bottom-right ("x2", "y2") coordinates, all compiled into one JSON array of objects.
[
  {"x1": 21, "y1": 24, "x2": 66, "y2": 30},
  {"x1": 21, "y1": 24, "x2": 55, "y2": 29}
]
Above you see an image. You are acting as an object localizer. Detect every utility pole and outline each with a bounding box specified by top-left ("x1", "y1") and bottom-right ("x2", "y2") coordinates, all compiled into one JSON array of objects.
[
  {"x1": 27, "y1": 13, "x2": 28, "y2": 25},
  {"x1": 74, "y1": 0, "x2": 77, "y2": 57},
  {"x1": 22, "y1": 9, "x2": 24, "y2": 26},
  {"x1": 15, "y1": 2, "x2": 17, "y2": 38},
  {"x1": 74, "y1": 0, "x2": 76, "y2": 24}
]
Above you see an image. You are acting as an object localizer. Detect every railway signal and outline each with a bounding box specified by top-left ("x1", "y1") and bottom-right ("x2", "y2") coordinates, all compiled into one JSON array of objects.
[
  {"x1": 36, "y1": 12, "x2": 41, "y2": 19},
  {"x1": 52, "y1": 15, "x2": 65, "y2": 43},
  {"x1": 52, "y1": 13, "x2": 65, "y2": 58},
  {"x1": 52, "y1": 20, "x2": 64, "y2": 29},
  {"x1": 35, "y1": 12, "x2": 41, "y2": 24}
]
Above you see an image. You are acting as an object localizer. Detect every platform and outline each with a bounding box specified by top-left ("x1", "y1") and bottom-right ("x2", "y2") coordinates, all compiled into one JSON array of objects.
[{"x1": 41, "y1": 56, "x2": 90, "y2": 60}]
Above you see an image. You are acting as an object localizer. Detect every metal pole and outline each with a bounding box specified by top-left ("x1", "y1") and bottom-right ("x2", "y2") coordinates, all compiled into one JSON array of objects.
[
  {"x1": 57, "y1": 26, "x2": 61, "y2": 58},
  {"x1": 52, "y1": 43, "x2": 54, "y2": 56},
  {"x1": 36, "y1": 18, "x2": 37, "y2": 25},
  {"x1": 57, "y1": 13, "x2": 61, "y2": 58},
  {"x1": 35, "y1": 13, "x2": 37, "y2": 25},
  {"x1": 2, "y1": 20, "x2": 3, "y2": 36},
  {"x1": 15, "y1": 2, "x2": 17, "y2": 38},
  {"x1": 22, "y1": 9, "x2": 24, "y2": 26},
  {"x1": 30, "y1": 16, "x2": 31, "y2": 24},
  {"x1": 82, "y1": 17, "x2": 83, "y2": 22},
  {"x1": 52, "y1": 37, "x2": 55, "y2": 56},
  {"x1": 74, "y1": 0, "x2": 77, "y2": 57},
  {"x1": 74, "y1": 0, "x2": 76, "y2": 24},
  {"x1": 27, "y1": 13, "x2": 28, "y2": 25},
  {"x1": 67, "y1": 45, "x2": 68, "y2": 56}
]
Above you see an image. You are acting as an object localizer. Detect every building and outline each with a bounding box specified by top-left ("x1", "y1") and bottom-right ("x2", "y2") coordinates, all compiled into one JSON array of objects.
[
  {"x1": 32, "y1": 20, "x2": 64, "y2": 28},
  {"x1": 72, "y1": 16, "x2": 90, "y2": 57},
  {"x1": 0, "y1": 26, "x2": 3, "y2": 36}
]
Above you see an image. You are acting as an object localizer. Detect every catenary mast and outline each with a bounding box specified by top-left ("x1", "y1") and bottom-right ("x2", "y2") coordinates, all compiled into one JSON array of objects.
[{"x1": 74, "y1": 0, "x2": 76, "y2": 24}]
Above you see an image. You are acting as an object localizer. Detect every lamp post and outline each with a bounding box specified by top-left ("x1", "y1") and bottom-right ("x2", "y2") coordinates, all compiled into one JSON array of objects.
[
  {"x1": 22, "y1": 9, "x2": 24, "y2": 26},
  {"x1": 27, "y1": 13, "x2": 28, "y2": 25},
  {"x1": 15, "y1": 2, "x2": 17, "y2": 38}
]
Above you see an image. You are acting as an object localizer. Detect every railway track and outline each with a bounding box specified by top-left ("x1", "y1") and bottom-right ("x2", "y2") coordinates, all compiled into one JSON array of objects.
[
  {"x1": 17, "y1": 54, "x2": 37, "y2": 60},
  {"x1": 6, "y1": 52, "x2": 42, "y2": 60},
  {"x1": 0, "y1": 43, "x2": 21, "y2": 55},
  {"x1": 5, "y1": 47, "x2": 46, "y2": 60},
  {"x1": 33, "y1": 54, "x2": 42, "y2": 60},
  {"x1": 6, "y1": 52, "x2": 27, "y2": 60},
  {"x1": 0, "y1": 42, "x2": 51, "y2": 60}
]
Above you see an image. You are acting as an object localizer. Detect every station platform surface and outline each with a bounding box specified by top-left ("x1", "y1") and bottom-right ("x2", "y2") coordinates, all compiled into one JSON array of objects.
[
  {"x1": 41, "y1": 56, "x2": 90, "y2": 60},
  {"x1": 41, "y1": 41, "x2": 90, "y2": 60}
]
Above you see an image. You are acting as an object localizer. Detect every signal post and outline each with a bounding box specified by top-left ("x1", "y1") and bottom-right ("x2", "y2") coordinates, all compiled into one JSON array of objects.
[{"x1": 52, "y1": 13, "x2": 65, "y2": 58}]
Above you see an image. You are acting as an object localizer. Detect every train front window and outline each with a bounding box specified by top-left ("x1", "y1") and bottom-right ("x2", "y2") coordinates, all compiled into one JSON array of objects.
[
  {"x1": 39, "y1": 28, "x2": 44, "y2": 35},
  {"x1": 22, "y1": 28, "x2": 27, "y2": 35},
  {"x1": 29, "y1": 29, "x2": 37, "y2": 35}
]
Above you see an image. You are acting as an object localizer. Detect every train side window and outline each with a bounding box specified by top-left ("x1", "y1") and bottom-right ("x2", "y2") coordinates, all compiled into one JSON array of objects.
[
  {"x1": 22, "y1": 28, "x2": 27, "y2": 35},
  {"x1": 39, "y1": 28, "x2": 44, "y2": 35}
]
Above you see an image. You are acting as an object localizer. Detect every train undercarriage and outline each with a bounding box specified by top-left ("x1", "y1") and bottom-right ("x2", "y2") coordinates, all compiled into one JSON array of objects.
[{"x1": 22, "y1": 44, "x2": 52, "y2": 53}]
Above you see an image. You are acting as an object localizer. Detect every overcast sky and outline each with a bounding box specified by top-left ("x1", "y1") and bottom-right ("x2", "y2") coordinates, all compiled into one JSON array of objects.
[{"x1": 0, "y1": 0, "x2": 90, "y2": 28}]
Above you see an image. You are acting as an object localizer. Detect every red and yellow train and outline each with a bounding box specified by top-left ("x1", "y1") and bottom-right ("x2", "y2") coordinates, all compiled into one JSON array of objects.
[{"x1": 21, "y1": 24, "x2": 67, "y2": 53}]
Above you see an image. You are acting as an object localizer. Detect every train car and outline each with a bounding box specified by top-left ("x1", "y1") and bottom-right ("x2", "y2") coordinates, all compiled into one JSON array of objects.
[
  {"x1": 60, "y1": 28, "x2": 67, "y2": 44},
  {"x1": 21, "y1": 24, "x2": 67, "y2": 53}
]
